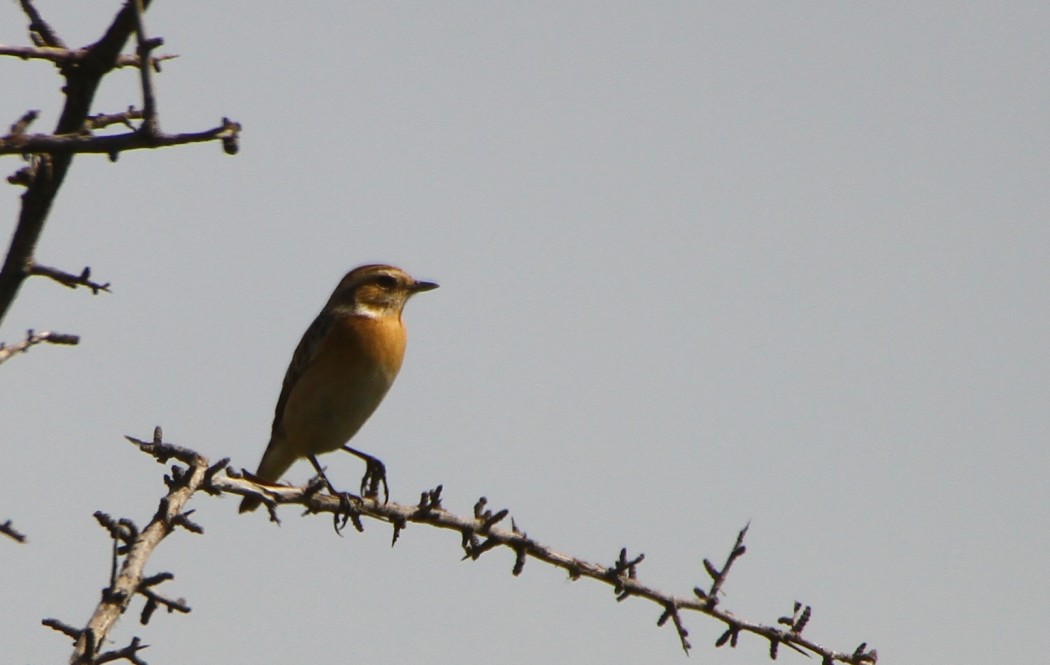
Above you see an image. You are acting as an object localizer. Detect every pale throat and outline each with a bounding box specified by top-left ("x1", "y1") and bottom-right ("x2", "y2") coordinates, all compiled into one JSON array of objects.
[{"x1": 352, "y1": 300, "x2": 398, "y2": 320}]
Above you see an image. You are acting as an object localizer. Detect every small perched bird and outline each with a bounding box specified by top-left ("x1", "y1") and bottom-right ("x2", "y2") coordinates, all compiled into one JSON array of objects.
[{"x1": 239, "y1": 264, "x2": 437, "y2": 513}]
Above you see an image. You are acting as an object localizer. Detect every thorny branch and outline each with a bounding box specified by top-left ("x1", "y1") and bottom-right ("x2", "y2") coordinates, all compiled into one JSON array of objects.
[
  {"x1": 236, "y1": 472, "x2": 875, "y2": 664},
  {"x1": 45, "y1": 427, "x2": 877, "y2": 665},
  {"x1": 0, "y1": 0, "x2": 240, "y2": 331},
  {"x1": 43, "y1": 427, "x2": 222, "y2": 665}
]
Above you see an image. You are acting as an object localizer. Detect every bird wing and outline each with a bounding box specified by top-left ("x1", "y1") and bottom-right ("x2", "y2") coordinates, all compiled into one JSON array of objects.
[{"x1": 270, "y1": 309, "x2": 335, "y2": 440}]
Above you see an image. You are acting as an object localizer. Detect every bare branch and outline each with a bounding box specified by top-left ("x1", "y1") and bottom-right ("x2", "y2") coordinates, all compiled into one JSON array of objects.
[
  {"x1": 42, "y1": 618, "x2": 81, "y2": 639},
  {"x1": 226, "y1": 460, "x2": 874, "y2": 663},
  {"x1": 139, "y1": 571, "x2": 191, "y2": 625},
  {"x1": 9, "y1": 109, "x2": 40, "y2": 135},
  {"x1": 0, "y1": 0, "x2": 146, "y2": 327},
  {"x1": 130, "y1": 0, "x2": 160, "y2": 134},
  {"x1": 0, "y1": 519, "x2": 28, "y2": 543},
  {"x1": 85, "y1": 107, "x2": 145, "y2": 132},
  {"x1": 59, "y1": 434, "x2": 210, "y2": 665},
  {"x1": 0, "y1": 328, "x2": 79, "y2": 365},
  {"x1": 0, "y1": 117, "x2": 241, "y2": 157},
  {"x1": 48, "y1": 429, "x2": 874, "y2": 665},
  {"x1": 28, "y1": 263, "x2": 111, "y2": 293},
  {"x1": 0, "y1": 44, "x2": 176, "y2": 70},
  {"x1": 19, "y1": 0, "x2": 65, "y2": 49},
  {"x1": 95, "y1": 636, "x2": 149, "y2": 665},
  {"x1": 0, "y1": 0, "x2": 238, "y2": 330},
  {"x1": 696, "y1": 521, "x2": 749, "y2": 606}
]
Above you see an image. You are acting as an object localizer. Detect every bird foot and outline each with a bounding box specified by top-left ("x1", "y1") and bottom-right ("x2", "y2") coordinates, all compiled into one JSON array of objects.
[
  {"x1": 332, "y1": 491, "x2": 364, "y2": 535},
  {"x1": 342, "y1": 446, "x2": 390, "y2": 504},
  {"x1": 360, "y1": 456, "x2": 389, "y2": 504}
]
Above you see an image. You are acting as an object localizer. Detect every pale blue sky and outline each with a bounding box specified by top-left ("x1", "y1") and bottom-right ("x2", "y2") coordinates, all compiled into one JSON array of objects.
[{"x1": 2, "y1": 3, "x2": 1048, "y2": 663}]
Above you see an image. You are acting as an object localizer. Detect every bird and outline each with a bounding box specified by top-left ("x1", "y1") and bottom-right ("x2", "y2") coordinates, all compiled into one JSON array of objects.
[{"x1": 239, "y1": 264, "x2": 438, "y2": 513}]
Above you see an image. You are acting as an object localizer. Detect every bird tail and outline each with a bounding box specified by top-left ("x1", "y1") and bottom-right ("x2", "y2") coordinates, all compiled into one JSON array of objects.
[
  {"x1": 238, "y1": 494, "x2": 263, "y2": 513},
  {"x1": 238, "y1": 437, "x2": 296, "y2": 513}
]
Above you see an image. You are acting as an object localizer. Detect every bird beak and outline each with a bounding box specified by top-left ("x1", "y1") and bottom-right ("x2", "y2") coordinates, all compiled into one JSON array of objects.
[{"x1": 410, "y1": 280, "x2": 439, "y2": 293}]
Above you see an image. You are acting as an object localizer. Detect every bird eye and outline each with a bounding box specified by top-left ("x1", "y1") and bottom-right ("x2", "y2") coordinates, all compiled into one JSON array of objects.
[{"x1": 375, "y1": 275, "x2": 397, "y2": 289}]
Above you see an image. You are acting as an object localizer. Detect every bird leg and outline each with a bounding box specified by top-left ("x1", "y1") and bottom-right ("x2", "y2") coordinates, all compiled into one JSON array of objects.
[
  {"x1": 341, "y1": 445, "x2": 389, "y2": 503},
  {"x1": 308, "y1": 455, "x2": 360, "y2": 535},
  {"x1": 308, "y1": 455, "x2": 341, "y2": 495}
]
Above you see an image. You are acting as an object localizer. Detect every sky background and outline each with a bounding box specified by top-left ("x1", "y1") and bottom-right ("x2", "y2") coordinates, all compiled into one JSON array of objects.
[{"x1": 2, "y1": 2, "x2": 1048, "y2": 663}]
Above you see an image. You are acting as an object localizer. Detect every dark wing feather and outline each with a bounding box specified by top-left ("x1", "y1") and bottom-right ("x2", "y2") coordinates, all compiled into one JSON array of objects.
[{"x1": 269, "y1": 309, "x2": 334, "y2": 440}]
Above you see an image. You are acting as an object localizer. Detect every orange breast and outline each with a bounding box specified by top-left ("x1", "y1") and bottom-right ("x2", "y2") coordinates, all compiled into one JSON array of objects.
[
  {"x1": 326, "y1": 314, "x2": 407, "y2": 375},
  {"x1": 280, "y1": 314, "x2": 408, "y2": 457}
]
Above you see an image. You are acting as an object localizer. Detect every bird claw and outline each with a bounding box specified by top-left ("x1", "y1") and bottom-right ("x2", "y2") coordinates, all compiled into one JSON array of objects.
[
  {"x1": 359, "y1": 457, "x2": 389, "y2": 504},
  {"x1": 332, "y1": 491, "x2": 363, "y2": 535},
  {"x1": 307, "y1": 455, "x2": 365, "y2": 534}
]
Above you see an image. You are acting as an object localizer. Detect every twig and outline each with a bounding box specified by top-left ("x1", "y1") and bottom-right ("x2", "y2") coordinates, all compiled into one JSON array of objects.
[
  {"x1": 95, "y1": 636, "x2": 149, "y2": 665},
  {"x1": 85, "y1": 107, "x2": 145, "y2": 132},
  {"x1": 695, "y1": 521, "x2": 749, "y2": 607},
  {"x1": 0, "y1": 519, "x2": 28, "y2": 543},
  {"x1": 9, "y1": 109, "x2": 39, "y2": 135},
  {"x1": 0, "y1": 44, "x2": 176, "y2": 69},
  {"x1": 42, "y1": 618, "x2": 81, "y2": 639},
  {"x1": 0, "y1": 328, "x2": 79, "y2": 365},
  {"x1": 130, "y1": 0, "x2": 160, "y2": 134},
  {"x1": 27, "y1": 263, "x2": 110, "y2": 293},
  {"x1": 0, "y1": 118, "x2": 242, "y2": 157},
  {"x1": 19, "y1": 0, "x2": 65, "y2": 49}
]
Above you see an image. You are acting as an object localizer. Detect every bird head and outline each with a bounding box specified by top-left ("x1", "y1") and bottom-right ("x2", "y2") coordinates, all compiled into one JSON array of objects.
[{"x1": 327, "y1": 264, "x2": 438, "y2": 318}]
